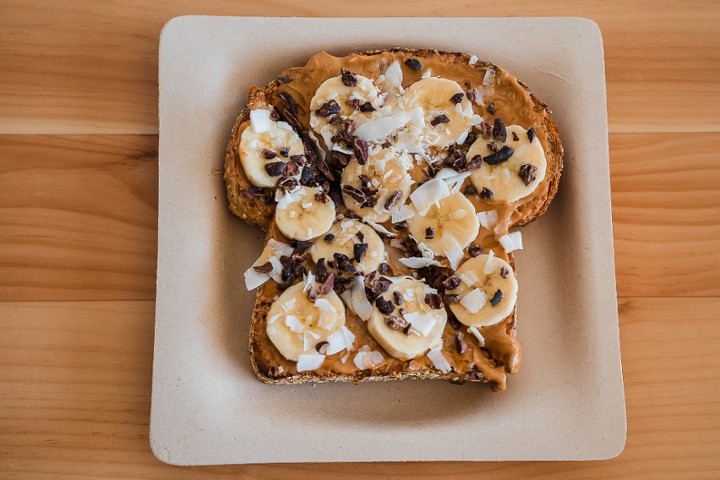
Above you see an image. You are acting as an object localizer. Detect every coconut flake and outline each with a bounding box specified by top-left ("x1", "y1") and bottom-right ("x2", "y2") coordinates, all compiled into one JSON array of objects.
[
  {"x1": 404, "y1": 311, "x2": 437, "y2": 337},
  {"x1": 354, "y1": 348, "x2": 384, "y2": 369},
  {"x1": 459, "y1": 270, "x2": 478, "y2": 287},
  {"x1": 460, "y1": 288, "x2": 487, "y2": 313},
  {"x1": 303, "y1": 330, "x2": 321, "y2": 351},
  {"x1": 284, "y1": 315, "x2": 304, "y2": 333},
  {"x1": 244, "y1": 268, "x2": 269, "y2": 290},
  {"x1": 427, "y1": 347, "x2": 452, "y2": 373},
  {"x1": 409, "y1": 177, "x2": 450, "y2": 215},
  {"x1": 250, "y1": 109, "x2": 272, "y2": 133},
  {"x1": 468, "y1": 326, "x2": 485, "y2": 345},
  {"x1": 399, "y1": 257, "x2": 441, "y2": 269},
  {"x1": 439, "y1": 234, "x2": 464, "y2": 270},
  {"x1": 483, "y1": 69, "x2": 495, "y2": 85},
  {"x1": 268, "y1": 256, "x2": 284, "y2": 283},
  {"x1": 417, "y1": 242, "x2": 435, "y2": 259},
  {"x1": 391, "y1": 203, "x2": 416, "y2": 223},
  {"x1": 456, "y1": 130, "x2": 469, "y2": 145},
  {"x1": 477, "y1": 210, "x2": 498, "y2": 229},
  {"x1": 421, "y1": 68, "x2": 433, "y2": 79},
  {"x1": 499, "y1": 231, "x2": 523, "y2": 253},
  {"x1": 384, "y1": 60, "x2": 403, "y2": 88},
  {"x1": 303, "y1": 272, "x2": 316, "y2": 292},
  {"x1": 366, "y1": 220, "x2": 396, "y2": 237},
  {"x1": 314, "y1": 298, "x2": 338, "y2": 330},
  {"x1": 325, "y1": 330, "x2": 347, "y2": 355},
  {"x1": 296, "y1": 354, "x2": 325, "y2": 372},
  {"x1": 354, "y1": 113, "x2": 410, "y2": 143},
  {"x1": 346, "y1": 275, "x2": 372, "y2": 321},
  {"x1": 483, "y1": 250, "x2": 496, "y2": 275},
  {"x1": 340, "y1": 326, "x2": 355, "y2": 351},
  {"x1": 469, "y1": 54, "x2": 479, "y2": 65}
]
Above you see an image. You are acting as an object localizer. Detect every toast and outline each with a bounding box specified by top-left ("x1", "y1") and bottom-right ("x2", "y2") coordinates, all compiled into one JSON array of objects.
[{"x1": 225, "y1": 48, "x2": 563, "y2": 391}]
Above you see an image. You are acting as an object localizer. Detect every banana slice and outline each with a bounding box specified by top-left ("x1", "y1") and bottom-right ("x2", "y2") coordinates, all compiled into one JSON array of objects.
[
  {"x1": 340, "y1": 147, "x2": 413, "y2": 223},
  {"x1": 446, "y1": 254, "x2": 518, "y2": 328},
  {"x1": 274, "y1": 186, "x2": 336, "y2": 241},
  {"x1": 310, "y1": 218, "x2": 386, "y2": 274},
  {"x1": 367, "y1": 278, "x2": 447, "y2": 361},
  {"x1": 406, "y1": 191, "x2": 479, "y2": 265},
  {"x1": 467, "y1": 124, "x2": 547, "y2": 203},
  {"x1": 309, "y1": 72, "x2": 382, "y2": 149},
  {"x1": 238, "y1": 110, "x2": 305, "y2": 187},
  {"x1": 402, "y1": 77, "x2": 476, "y2": 149},
  {"x1": 266, "y1": 281, "x2": 347, "y2": 362}
]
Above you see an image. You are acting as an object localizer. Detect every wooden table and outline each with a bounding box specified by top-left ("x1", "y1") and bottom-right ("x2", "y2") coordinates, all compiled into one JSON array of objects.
[{"x1": 1, "y1": 1, "x2": 719, "y2": 478}]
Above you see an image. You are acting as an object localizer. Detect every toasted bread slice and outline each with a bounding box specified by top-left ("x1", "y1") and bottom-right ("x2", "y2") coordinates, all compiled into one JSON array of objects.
[{"x1": 225, "y1": 48, "x2": 563, "y2": 390}]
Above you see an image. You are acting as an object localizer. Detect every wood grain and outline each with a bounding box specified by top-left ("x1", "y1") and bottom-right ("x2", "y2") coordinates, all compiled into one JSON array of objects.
[
  {"x1": 611, "y1": 133, "x2": 720, "y2": 297},
  {"x1": 1, "y1": 0, "x2": 719, "y2": 134},
  {"x1": 2, "y1": 133, "x2": 717, "y2": 302},
  {"x1": 1, "y1": 298, "x2": 717, "y2": 478},
  {"x1": 0, "y1": 135, "x2": 158, "y2": 301}
]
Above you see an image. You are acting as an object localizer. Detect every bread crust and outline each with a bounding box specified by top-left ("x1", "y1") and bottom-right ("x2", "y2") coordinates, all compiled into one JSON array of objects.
[{"x1": 225, "y1": 48, "x2": 562, "y2": 390}]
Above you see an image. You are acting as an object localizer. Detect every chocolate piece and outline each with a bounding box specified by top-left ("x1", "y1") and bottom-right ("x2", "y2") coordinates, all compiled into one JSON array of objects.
[
  {"x1": 442, "y1": 275, "x2": 461, "y2": 290},
  {"x1": 264, "y1": 161, "x2": 286, "y2": 177},
  {"x1": 333, "y1": 253, "x2": 356, "y2": 273},
  {"x1": 492, "y1": 118, "x2": 507, "y2": 142},
  {"x1": 424, "y1": 293, "x2": 444, "y2": 309},
  {"x1": 489, "y1": 289, "x2": 503, "y2": 306},
  {"x1": 527, "y1": 126, "x2": 537, "y2": 143},
  {"x1": 340, "y1": 68, "x2": 357, "y2": 87},
  {"x1": 479, "y1": 187, "x2": 494, "y2": 199},
  {"x1": 376, "y1": 296, "x2": 395, "y2": 315},
  {"x1": 468, "y1": 244, "x2": 483, "y2": 257},
  {"x1": 315, "y1": 100, "x2": 341, "y2": 117},
  {"x1": 252, "y1": 262, "x2": 273, "y2": 274},
  {"x1": 392, "y1": 290, "x2": 403, "y2": 306},
  {"x1": 384, "y1": 190, "x2": 401, "y2": 210},
  {"x1": 455, "y1": 332, "x2": 469, "y2": 354},
  {"x1": 425, "y1": 226, "x2": 435, "y2": 240},
  {"x1": 315, "y1": 341, "x2": 329, "y2": 354},
  {"x1": 483, "y1": 146, "x2": 514, "y2": 165},
  {"x1": 431, "y1": 114, "x2": 450, "y2": 126},
  {"x1": 319, "y1": 272, "x2": 335, "y2": 295},
  {"x1": 342, "y1": 184, "x2": 367, "y2": 204},
  {"x1": 353, "y1": 243, "x2": 369, "y2": 262},
  {"x1": 487, "y1": 102, "x2": 496, "y2": 115},
  {"x1": 353, "y1": 137, "x2": 369, "y2": 165},
  {"x1": 448, "y1": 312, "x2": 462, "y2": 329},
  {"x1": 404, "y1": 58, "x2": 422, "y2": 71},
  {"x1": 466, "y1": 154, "x2": 483, "y2": 170},
  {"x1": 518, "y1": 163, "x2": 537, "y2": 186},
  {"x1": 262, "y1": 148, "x2": 277, "y2": 159},
  {"x1": 385, "y1": 315, "x2": 409, "y2": 333},
  {"x1": 450, "y1": 92, "x2": 464, "y2": 104}
]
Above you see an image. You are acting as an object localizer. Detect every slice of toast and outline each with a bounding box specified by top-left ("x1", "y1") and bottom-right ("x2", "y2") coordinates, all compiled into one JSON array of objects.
[{"x1": 225, "y1": 48, "x2": 563, "y2": 391}]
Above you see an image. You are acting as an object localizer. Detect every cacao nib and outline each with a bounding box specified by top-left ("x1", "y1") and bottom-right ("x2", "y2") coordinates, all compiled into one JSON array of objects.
[
  {"x1": 324, "y1": 233, "x2": 335, "y2": 244},
  {"x1": 442, "y1": 275, "x2": 461, "y2": 290},
  {"x1": 450, "y1": 92, "x2": 464, "y2": 104},
  {"x1": 277, "y1": 176, "x2": 298, "y2": 191},
  {"x1": 489, "y1": 289, "x2": 503, "y2": 306},
  {"x1": 527, "y1": 126, "x2": 537, "y2": 143},
  {"x1": 342, "y1": 184, "x2": 366, "y2": 204},
  {"x1": 492, "y1": 118, "x2": 507, "y2": 142},
  {"x1": 468, "y1": 244, "x2": 483, "y2": 257},
  {"x1": 385, "y1": 315, "x2": 409, "y2": 333},
  {"x1": 340, "y1": 68, "x2": 357, "y2": 87},
  {"x1": 359, "y1": 102, "x2": 376, "y2": 112},
  {"x1": 466, "y1": 154, "x2": 483, "y2": 170},
  {"x1": 404, "y1": 58, "x2": 422, "y2": 71},
  {"x1": 315, "y1": 341, "x2": 329, "y2": 354},
  {"x1": 352, "y1": 137, "x2": 369, "y2": 165},
  {"x1": 353, "y1": 243, "x2": 369, "y2": 262},
  {"x1": 424, "y1": 293, "x2": 444, "y2": 309},
  {"x1": 479, "y1": 187, "x2": 493, "y2": 199},
  {"x1": 384, "y1": 190, "x2": 401, "y2": 210},
  {"x1": 378, "y1": 263, "x2": 391, "y2": 274},
  {"x1": 306, "y1": 287, "x2": 318, "y2": 302},
  {"x1": 333, "y1": 253, "x2": 356, "y2": 273},
  {"x1": 284, "y1": 160, "x2": 300, "y2": 176},
  {"x1": 464, "y1": 185, "x2": 477, "y2": 195},
  {"x1": 431, "y1": 114, "x2": 450, "y2": 126},
  {"x1": 487, "y1": 102, "x2": 496, "y2": 115},
  {"x1": 500, "y1": 267, "x2": 509, "y2": 278},
  {"x1": 425, "y1": 226, "x2": 435, "y2": 239},
  {"x1": 252, "y1": 262, "x2": 273, "y2": 274},
  {"x1": 262, "y1": 148, "x2": 277, "y2": 159},
  {"x1": 315, "y1": 99, "x2": 341, "y2": 117},
  {"x1": 466, "y1": 89, "x2": 477, "y2": 103},
  {"x1": 455, "y1": 331, "x2": 469, "y2": 354},
  {"x1": 512, "y1": 131, "x2": 520, "y2": 142},
  {"x1": 448, "y1": 312, "x2": 462, "y2": 329},
  {"x1": 392, "y1": 290, "x2": 404, "y2": 306},
  {"x1": 279, "y1": 147, "x2": 290, "y2": 157},
  {"x1": 264, "y1": 161, "x2": 286, "y2": 177},
  {"x1": 477, "y1": 121, "x2": 492, "y2": 139},
  {"x1": 291, "y1": 240, "x2": 312, "y2": 251},
  {"x1": 333, "y1": 276, "x2": 355, "y2": 294},
  {"x1": 315, "y1": 258, "x2": 328, "y2": 281},
  {"x1": 320, "y1": 272, "x2": 335, "y2": 294},
  {"x1": 375, "y1": 296, "x2": 395, "y2": 315},
  {"x1": 518, "y1": 163, "x2": 537, "y2": 186},
  {"x1": 483, "y1": 145, "x2": 514, "y2": 165},
  {"x1": 443, "y1": 293, "x2": 461, "y2": 305}
]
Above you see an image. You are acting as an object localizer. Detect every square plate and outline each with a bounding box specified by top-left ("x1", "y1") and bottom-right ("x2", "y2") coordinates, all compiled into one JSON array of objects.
[{"x1": 152, "y1": 16, "x2": 626, "y2": 465}]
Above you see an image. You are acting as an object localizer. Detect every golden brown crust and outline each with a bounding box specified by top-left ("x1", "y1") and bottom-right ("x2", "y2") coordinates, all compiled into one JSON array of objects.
[{"x1": 226, "y1": 48, "x2": 563, "y2": 390}]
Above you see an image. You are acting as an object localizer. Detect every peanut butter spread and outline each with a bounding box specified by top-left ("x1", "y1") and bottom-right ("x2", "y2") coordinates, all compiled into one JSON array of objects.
[{"x1": 227, "y1": 49, "x2": 563, "y2": 391}]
